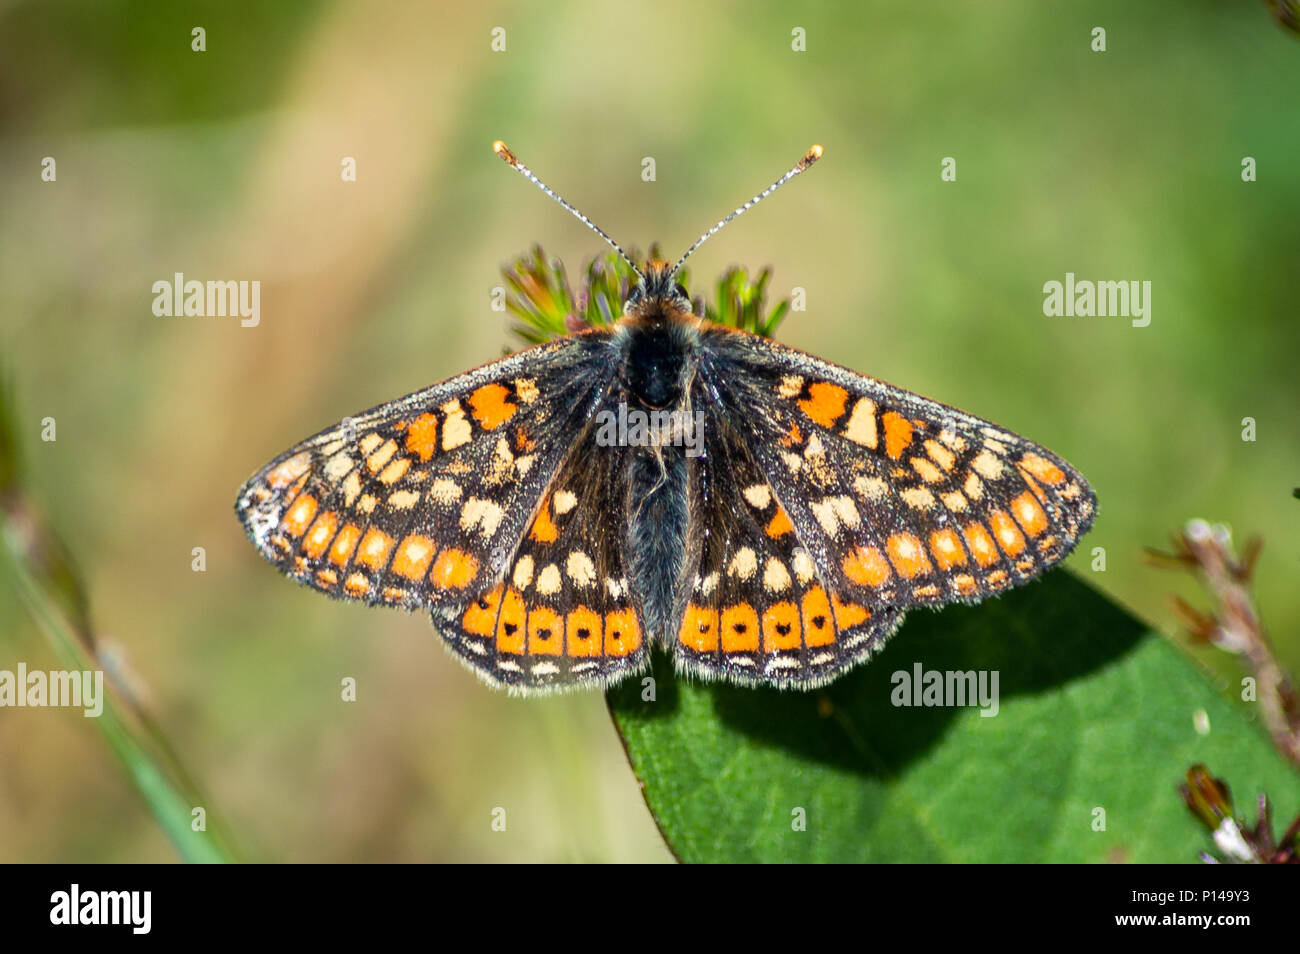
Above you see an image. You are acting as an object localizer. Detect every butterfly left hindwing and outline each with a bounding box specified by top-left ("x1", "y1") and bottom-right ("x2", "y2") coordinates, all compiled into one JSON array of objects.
[{"x1": 432, "y1": 427, "x2": 650, "y2": 693}]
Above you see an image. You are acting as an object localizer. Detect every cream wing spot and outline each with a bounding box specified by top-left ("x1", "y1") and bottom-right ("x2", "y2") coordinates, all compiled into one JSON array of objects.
[
  {"x1": 743, "y1": 485, "x2": 771, "y2": 510},
  {"x1": 843, "y1": 397, "x2": 878, "y2": 447},
  {"x1": 513, "y1": 555, "x2": 535, "y2": 589},
  {"x1": 514, "y1": 378, "x2": 539, "y2": 403},
  {"x1": 925, "y1": 439, "x2": 956, "y2": 472},
  {"x1": 387, "y1": 489, "x2": 419, "y2": 510},
  {"x1": 440, "y1": 400, "x2": 472, "y2": 451},
  {"x1": 727, "y1": 548, "x2": 758, "y2": 580},
  {"x1": 428, "y1": 479, "x2": 462, "y2": 505},
  {"x1": 901, "y1": 487, "x2": 937, "y2": 510},
  {"x1": 972, "y1": 449, "x2": 1004, "y2": 480},
  {"x1": 854, "y1": 475, "x2": 888, "y2": 501},
  {"x1": 342, "y1": 471, "x2": 363, "y2": 506},
  {"x1": 763, "y1": 558, "x2": 792, "y2": 594},
  {"x1": 460, "y1": 497, "x2": 505, "y2": 538},
  {"x1": 566, "y1": 551, "x2": 596, "y2": 587},
  {"x1": 324, "y1": 451, "x2": 355, "y2": 480},
  {"x1": 792, "y1": 549, "x2": 816, "y2": 584},
  {"x1": 365, "y1": 439, "x2": 399, "y2": 473},
  {"x1": 536, "y1": 563, "x2": 562, "y2": 595},
  {"x1": 777, "y1": 375, "x2": 804, "y2": 398},
  {"x1": 941, "y1": 490, "x2": 969, "y2": 512},
  {"x1": 831, "y1": 495, "x2": 861, "y2": 528}
]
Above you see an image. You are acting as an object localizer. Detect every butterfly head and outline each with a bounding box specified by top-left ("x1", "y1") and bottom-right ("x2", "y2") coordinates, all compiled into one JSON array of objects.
[{"x1": 625, "y1": 260, "x2": 691, "y2": 321}]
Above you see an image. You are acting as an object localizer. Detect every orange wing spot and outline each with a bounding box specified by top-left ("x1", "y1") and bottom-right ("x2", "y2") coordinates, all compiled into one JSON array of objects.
[
  {"x1": 356, "y1": 529, "x2": 395, "y2": 570},
  {"x1": 468, "y1": 383, "x2": 518, "y2": 430},
  {"x1": 887, "y1": 532, "x2": 932, "y2": 578},
  {"x1": 513, "y1": 426, "x2": 536, "y2": 453},
  {"x1": 831, "y1": 593, "x2": 870, "y2": 630},
  {"x1": 761, "y1": 601, "x2": 803, "y2": 652},
  {"x1": 329, "y1": 523, "x2": 362, "y2": 567},
  {"x1": 405, "y1": 413, "x2": 439, "y2": 462},
  {"x1": 604, "y1": 608, "x2": 642, "y2": 657},
  {"x1": 800, "y1": 586, "x2": 836, "y2": 647},
  {"x1": 565, "y1": 606, "x2": 603, "y2": 657},
  {"x1": 798, "y1": 382, "x2": 849, "y2": 428},
  {"x1": 882, "y1": 411, "x2": 914, "y2": 460},
  {"x1": 989, "y1": 510, "x2": 1026, "y2": 557},
  {"x1": 265, "y1": 452, "x2": 310, "y2": 489},
  {"x1": 495, "y1": 587, "x2": 526, "y2": 653},
  {"x1": 392, "y1": 534, "x2": 436, "y2": 580},
  {"x1": 302, "y1": 510, "x2": 340, "y2": 559},
  {"x1": 430, "y1": 548, "x2": 479, "y2": 589},
  {"x1": 1020, "y1": 453, "x2": 1066, "y2": 486},
  {"x1": 344, "y1": 572, "x2": 371, "y2": 597},
  {"x1": 953, "y1": 573, "x2": 977, "y2": 596},
  {"x1": 843, "y1": 545, "x2": 892, "y2": 587},
  {"x1": 721, "y1": 603, "x2": 760, "y2": 652},
  {"x1": 526, "y1": 606, "x2": 563, "y2": 656},
  {"x1": 1011, "y1": 491, "x2": 1049, "y2": 537},
  {"x1": 529, "y1": 499, "x2": 559, "y2": 543},
  {"x1": 381, "y1": 586, "x2": 408, "y2": 602},
  {"x1": 377, "y1": 457, "x2": 410, "y2": 485},
  {"x1": 680, "y1": 604, "x2": 720, "y2": 652},
  {"x1": 766, "y1": 506, "x2": 795, "y2": 538},
  {"x1": 315, "y1": 568, "x2": 338, "y2": 587},
  {"x1": 929, "y1": 528, "x2": 967, "y2": 570},
  {"x1": 780, "y1": 423, "x2": 804, "y2": 448},
  {"x1": 282, "y1": 494, "x2": 318, "y2": 537},
  {"x1": 963, "y1": 523, "x2": 999, "y2": 567},
  {"x1": 462, "y1": 585, "x2": 504, "y2": 637}
]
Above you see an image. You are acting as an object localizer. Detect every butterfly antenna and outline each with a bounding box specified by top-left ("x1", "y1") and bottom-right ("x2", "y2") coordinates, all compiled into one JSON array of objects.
[
  {"x1": 671, "y1": 144, "x2": 823, "y2": 278},
  {"x1": 493, "y1": 141, "x2": 642, "y2": 279}
]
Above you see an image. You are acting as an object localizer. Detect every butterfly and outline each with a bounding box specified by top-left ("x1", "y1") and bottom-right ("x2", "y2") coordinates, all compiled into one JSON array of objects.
[{"x1": 235, "y1": 142, "x2": 1096, "y2": 694}]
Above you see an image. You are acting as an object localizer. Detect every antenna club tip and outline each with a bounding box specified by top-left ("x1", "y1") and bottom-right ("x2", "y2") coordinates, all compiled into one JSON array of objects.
[
  {"x1": 795, "y1": 144, "x2": 823, "y2": 171},
  {"x1": 492, "y1": 140, "x2": 517, "y2": 165}
]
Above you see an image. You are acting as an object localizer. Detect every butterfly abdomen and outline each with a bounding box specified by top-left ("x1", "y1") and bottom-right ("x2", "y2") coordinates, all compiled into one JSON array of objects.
[{"x1": 624, "y1": 448, "x2": 691, "y2": 646}]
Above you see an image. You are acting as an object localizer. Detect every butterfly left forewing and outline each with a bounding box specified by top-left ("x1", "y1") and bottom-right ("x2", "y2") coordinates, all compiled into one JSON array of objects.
[
  {"x1": 695, "y1": 326, "x2": 1096, "y2": 614},
  {"x1": 235, "y1": 332, "x2": 617, "y2": 610}
]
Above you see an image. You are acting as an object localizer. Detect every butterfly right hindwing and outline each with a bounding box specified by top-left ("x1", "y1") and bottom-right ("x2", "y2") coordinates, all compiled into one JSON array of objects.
[{"x1": 673, "y1": 409, "x2": 906, "y2": 689}]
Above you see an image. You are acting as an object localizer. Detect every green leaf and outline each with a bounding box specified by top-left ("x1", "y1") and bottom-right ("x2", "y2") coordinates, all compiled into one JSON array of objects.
[
  {"x1": 607, "y1": 570, "x2": 1300, "y2": 863},
  {"x1": 501, "y1": 245, "x2": 791, "y2": 348}
]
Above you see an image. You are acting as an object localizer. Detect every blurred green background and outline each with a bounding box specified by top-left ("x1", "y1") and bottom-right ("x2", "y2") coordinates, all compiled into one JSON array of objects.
[{"x1": 1, "y1": 1, "x2": 1296, "y2": 862}]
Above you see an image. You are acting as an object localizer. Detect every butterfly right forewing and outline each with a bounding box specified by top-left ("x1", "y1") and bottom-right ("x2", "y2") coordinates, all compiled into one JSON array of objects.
[{"x1": 694, "y1": 326, "x2": 1096, "y2": 616}]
